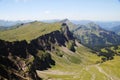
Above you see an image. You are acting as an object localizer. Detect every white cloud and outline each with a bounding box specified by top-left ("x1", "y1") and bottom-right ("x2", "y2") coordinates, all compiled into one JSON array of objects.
[{"x1": 44, "y1": 11, "x2": 51, "y2": 14}]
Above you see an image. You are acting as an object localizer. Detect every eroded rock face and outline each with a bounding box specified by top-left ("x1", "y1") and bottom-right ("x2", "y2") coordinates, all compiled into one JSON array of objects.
[
  {"x1": 61, "y1": 23, "x2": 74, "y2": 40},
  {"x1": 31, "y1": 30, "x2": 67, "y2": 51},
  {"x1": 0, "y1": 23, "x2": 75, "y2": 80}
]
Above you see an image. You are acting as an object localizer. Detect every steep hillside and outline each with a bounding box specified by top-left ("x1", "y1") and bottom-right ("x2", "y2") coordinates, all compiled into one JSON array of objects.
[
  {"x1": 0, "y1": 21, "x2": 61, "y2": 42},
  {"x1": 73, "y1": 22, "x2": 120, "y2": 50}
]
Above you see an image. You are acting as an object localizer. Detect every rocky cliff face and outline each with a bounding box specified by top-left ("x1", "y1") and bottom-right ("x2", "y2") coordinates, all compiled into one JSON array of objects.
[{"x1": 0, "y1": 23, "x2": 75, "y2": 80}]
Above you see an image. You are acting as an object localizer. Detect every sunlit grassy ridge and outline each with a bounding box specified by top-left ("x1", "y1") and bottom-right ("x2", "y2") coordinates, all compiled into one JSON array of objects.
[{"x1": 0, "y1": 21, "x2": 61, "y2": 41}]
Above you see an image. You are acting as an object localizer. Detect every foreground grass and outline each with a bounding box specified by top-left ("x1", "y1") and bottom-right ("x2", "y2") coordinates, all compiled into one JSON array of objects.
[{"x1": 101, "y1": 56, "x2": 120, "y2": 80}]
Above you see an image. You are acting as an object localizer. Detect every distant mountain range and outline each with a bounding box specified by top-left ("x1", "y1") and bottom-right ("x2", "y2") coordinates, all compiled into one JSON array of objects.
[
  {"x1": 0, "y1": 19, "x2": 120, "y2": 29},
  {"x1": 71, "y1": 20, "x2": 120, "y2": 30},
  {"x1": 95, "y1": 21, "x2": 120, "y2": 30},
  {"x1": 0, "y1": 20, "x2": 32, "y2": 27}
]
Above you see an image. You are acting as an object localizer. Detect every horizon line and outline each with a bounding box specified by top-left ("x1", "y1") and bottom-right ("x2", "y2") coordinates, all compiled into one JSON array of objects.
[{"x1": 0, "y1": 18, "x2": 120, "y2": 22}]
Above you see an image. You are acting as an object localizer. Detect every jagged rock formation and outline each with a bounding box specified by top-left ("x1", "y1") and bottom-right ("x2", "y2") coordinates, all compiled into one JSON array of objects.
[
  {"x1": 61, "y1": 23, "x2": 74, "y2": 40},
  {"x1": 0, "y1": 23, "x2": 75, "y2": 80},
  {"x1": 60, "y1": 19, "x2": 77, "y2": 31}
]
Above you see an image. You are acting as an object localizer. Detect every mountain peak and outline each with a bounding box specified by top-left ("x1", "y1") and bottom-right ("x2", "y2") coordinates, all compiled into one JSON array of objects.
[
  {"x1": 60, "y1": 19, "x2": 77, "y2": 31},
  {"x1": 61, "y1": 23, "x2": 74, "y2": 40},
  {"x1": 60, "y1": 18, "x2": 70, "y2": 23},
  {"x1": 62, "y1": 18, "x2": 69, "y2": 21},
  {"x1": 86, "y1": 22, "x2": 102, "y2": 30}
]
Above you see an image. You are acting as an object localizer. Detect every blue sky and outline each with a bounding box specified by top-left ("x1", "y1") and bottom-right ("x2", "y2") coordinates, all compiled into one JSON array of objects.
[{"x1": 0, "y1": 0, "x2": 120, "y2": 21}]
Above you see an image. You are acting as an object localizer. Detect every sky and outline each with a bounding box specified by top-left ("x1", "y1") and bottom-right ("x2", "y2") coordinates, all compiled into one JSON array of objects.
[{"x1": 0, "y1": 0, "x2": 120, "y2": 21}]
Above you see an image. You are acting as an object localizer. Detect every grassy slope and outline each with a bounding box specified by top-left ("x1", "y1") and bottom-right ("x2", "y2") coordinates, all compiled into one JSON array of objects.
[
  {"x1": 37, "y1": 44, "x2": 120, "y2": 80},
  {"x1": 36, "y1": 44, "x2": 106, "y2": 80},
  {"x1": 101, "y1": 56, "x2": 120, "y2": 79},
  {"x1": 0, "y1": 21, "x2": 61, "y2": 42}
]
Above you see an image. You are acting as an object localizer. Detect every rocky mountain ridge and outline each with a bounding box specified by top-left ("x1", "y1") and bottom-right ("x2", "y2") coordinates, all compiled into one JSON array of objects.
[{"x1": 0, "y1": 23, "x2": 76, "y2": 80}]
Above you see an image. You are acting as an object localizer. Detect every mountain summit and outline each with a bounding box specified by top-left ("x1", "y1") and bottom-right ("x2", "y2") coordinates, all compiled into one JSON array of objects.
[{"x1": 60, "y1": 19, "x2": 77, "y2": 31}]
